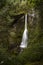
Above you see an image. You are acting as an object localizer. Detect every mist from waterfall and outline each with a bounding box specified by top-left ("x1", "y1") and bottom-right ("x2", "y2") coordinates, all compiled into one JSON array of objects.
[{"x1": 20, "y1": 14, "x2": 28, "y2": 48}]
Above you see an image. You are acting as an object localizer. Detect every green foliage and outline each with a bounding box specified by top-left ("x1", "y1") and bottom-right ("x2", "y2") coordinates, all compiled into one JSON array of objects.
[
  {"x1": 0, "y1": 0, "x2": 43, "y2": 65},
  {"x1": 0, "y1": 0, "x2": 6, "y2": 9}
]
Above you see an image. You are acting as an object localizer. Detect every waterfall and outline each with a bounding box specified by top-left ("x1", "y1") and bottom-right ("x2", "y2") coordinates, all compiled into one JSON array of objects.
[
  {"x1": 25, "y1": 14, "x2": 27, "y2": 29},
  {"x1": 20, "y1": 14, "x2": 28, "y2": 48}
]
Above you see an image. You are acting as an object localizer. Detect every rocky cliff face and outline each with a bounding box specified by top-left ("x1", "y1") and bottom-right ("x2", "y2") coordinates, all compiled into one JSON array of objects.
[
  {"x1": 6, "y1": 10, "x2": 39, "y2": 54},
  {"x1": 0, "y1": 5, "x2": 40, "y2": 55}
]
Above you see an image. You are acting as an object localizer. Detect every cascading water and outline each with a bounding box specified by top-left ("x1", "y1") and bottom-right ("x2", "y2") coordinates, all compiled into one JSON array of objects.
[{"x1": 20, "y1": 14, "x2": 28, "y2": 48}]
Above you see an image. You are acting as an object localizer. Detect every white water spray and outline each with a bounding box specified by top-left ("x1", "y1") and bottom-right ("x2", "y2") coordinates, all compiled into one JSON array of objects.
[{"x1": 20, "y1": 14, "x2": 28, "y2": 48}]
